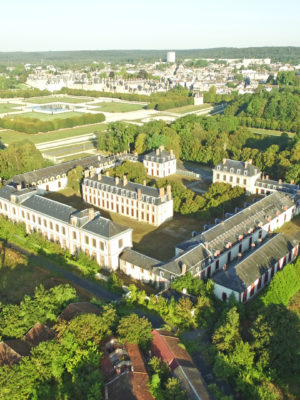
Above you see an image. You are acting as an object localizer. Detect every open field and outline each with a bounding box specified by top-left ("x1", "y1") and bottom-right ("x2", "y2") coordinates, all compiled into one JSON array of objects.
[
  {"x1": 10, "y1": 111, "x2": 84, "y2": 121},
  {"x1": 0, "y1": 122, "x2": 106, "y2": 145},
  {"x1": 0, "y1": 103, "x2": 23, "y2": 113},
  {"x1": 91, "y1": 102, "x2": 145, "y2": 113},
  {"x1": 26, "y1": 96, "x2": 94, "y2": 104},
  {"x1": 0, "y1": 246, "x2": 93, "y2": 304},
  {"x1": 167, "y1": 103, "x2": 212, "y2": 114},
  {"x1": 249, "y1": 127, "x2": 295, "y2": 137},
  {"x1": 45, "y1": 188, "x2": 204, "y2": 261},
  {"x1": 59, "y1": 152, "x2": 95, "y2": 162}
]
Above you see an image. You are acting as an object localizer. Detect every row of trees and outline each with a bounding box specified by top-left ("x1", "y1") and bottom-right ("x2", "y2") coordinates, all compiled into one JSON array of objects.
[
  {"x1": 0, "y1": 112, "x2": 105, "y2": 134},
  {"x1": 0, "y1": 88, "x2": 50, "y2": 98}
]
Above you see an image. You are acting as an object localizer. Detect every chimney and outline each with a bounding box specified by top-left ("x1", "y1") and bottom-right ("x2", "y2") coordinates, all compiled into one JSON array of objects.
[
  {"x1": 159, "y1": 145, "x2": 165, "y2": 152},
  {"x1": 115, "y1": 177, "x2": 119, "y2": 185},
  {"x1": 123, "y1": 175, "x2": 128, "y2": 186},
  {"x1": 170, "y1": 149, "x2": 174, "y2": 156},
  {"x1": 156, "y1": 148, "x2": 160, "y2": 156},
  {"x1": 90, "y1": 169, "x2": 95, "y2": 178},
  {"x1": 137, "y1": 188, "x2": 141, "y2": 200},
  {"x1": 16, "y1": 184, "x2": 21, "y2": 191},
  {"x1": 248, "y1": 159, "x2": 252, "y2": 164},
  {"x1": 182, "y1": 263, "x2": 187, "y2": 275},
  {"x1": 222, "y1": 264, "x2": 227, "y2": 271},
  {"x1": 167, "y1": 184, "x2": 172, "y2": 200},
  {"x1": 266, "y1": 175, "x2": 269, "y2": 180},
  {"x1": 279, "y1": 179, "x2": 282, "y2": 184},
  {"x1": 143, "y1": 180, "x2": 147, "y2": 186},
  {"x1": 159, "y1": 187, "x2": 165, "y2": 198},
  {"x1": 84, "y1": 170, "x2": 90, "y2": 178},
  {"x1": 238, "y1": 252, "x2": 242, "y2": 258},
  {"x1": 88, "y1": 208, "x2": 94, "y2": 221},
  {"x1": 105, "y1": 170, "x2": 110, "y2": 177},
  {"x1": 182, "y1": 288, "x2": 187, "y2": 295},
  {"x1": 222, "y1": 158, "x2": 226, "y2": 164},
  {"x1": 245, "y1": 162, "x2": 248, "y2": 168},
  {"x1": 291, "y1": 179, "x2": 295, "y2": 184},
  {"x1": 97, "y1": 173, "x2": 102, "y2": 181}
]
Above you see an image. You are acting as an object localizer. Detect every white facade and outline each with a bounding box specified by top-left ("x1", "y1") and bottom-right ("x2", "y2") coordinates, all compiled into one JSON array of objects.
[
  {"x1": 82, "y1": 175, "x2": 173, "y2": 227},
  {"x1": 0, "y1": 189, "x2": 132, "y2": 270},
  {"x1": 143, "y1": 147, "x2": 177, "y2": 178}
]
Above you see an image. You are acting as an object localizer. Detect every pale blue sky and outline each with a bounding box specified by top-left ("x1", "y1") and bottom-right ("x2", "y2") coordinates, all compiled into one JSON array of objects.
[{"x1": 1, "y1": 0, "x2": 299, "y2": 51}]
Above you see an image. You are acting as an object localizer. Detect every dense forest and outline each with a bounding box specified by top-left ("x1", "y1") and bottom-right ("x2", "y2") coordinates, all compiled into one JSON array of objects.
[{"x1": 0, "y1": 47, "x2": 299, "y2": 64}]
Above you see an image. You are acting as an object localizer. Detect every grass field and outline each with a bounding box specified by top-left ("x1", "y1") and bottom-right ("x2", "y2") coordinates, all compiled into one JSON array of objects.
[
  {"x1": 249, "y1": 127, "x2": 295, "y2": 137},
  {"x1": 0, "y1": 246, "x2": 92, "y2": 304},
  {"x1": 10, "y1": 111, "x2": 84, "y2": 121},
  {"x1": 0, "y1": 122, "x2": 107, "y2": 145},
  {"x1": 0, "y1": 103, "x2": 23, "y2": 113},
  {"x1": 45, "y1": 188, "x2": 204, "y2": 261},
  {"x1": 91, "y1": 102, "x2": 145, "y2": 113},
  {"x1": 167, "y1": 103, "x2": 212, "y2": 114},
  {"x1": 26, "y1": 96, "x2": 94, "y2": 104}
]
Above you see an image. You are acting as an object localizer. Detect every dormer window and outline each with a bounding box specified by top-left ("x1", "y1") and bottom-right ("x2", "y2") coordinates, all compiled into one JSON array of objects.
[
  {"x1": 244, "y1": 171, "x2": 248, "y2": 176},
  {"x1": 230, "y1": 168, "x2": 234, "y2": 173},
  {"x1": 237, "y1": 169, "x2": 241, "y2": 174},
  {"x1": 217, "y1": 166, "x2": 220, "y2": 171},
  {"x1": 224, "y1": 166, "x2": 227, "y2": 171},
  {"x1": 160, "y1": 271, "x2": 164, "y2": 277}
]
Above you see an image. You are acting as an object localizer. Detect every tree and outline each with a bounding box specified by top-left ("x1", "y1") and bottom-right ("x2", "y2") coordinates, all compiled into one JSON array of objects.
[
  {"x1": 67, "y1": 166, "x2": 83, "y2": 193},
  {"x1": 212, "y1": 307, "x2": 241, "y2": 353},
  {"x1": 134, "y1": 133, "x2": 147, "y2": 154},
  {"x1": 117, "y1": 314, "x2": 153, "y2": 351}
]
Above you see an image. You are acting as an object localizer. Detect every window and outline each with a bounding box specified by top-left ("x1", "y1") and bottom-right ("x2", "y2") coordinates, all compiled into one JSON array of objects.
[
  {"x1": 32, "y1": 215, "x2": 36, "y2": 223},
  {"x1": 85, "y1": 236, "x2": 89, "y2": 245},
  {"x1": 236, "y1": 177, "x2": 240, "y2": 184},
  {"x1": 49, "y1": 222, "x2": 53, "y2": 230},
  {"x1": 62, "y1": 227, "x2": 66, "y2": 235},
  {"x1": 55, "y1": 224, "x2": 59, "y2": 232},
  {"x1": 118, "y1": 238, "x2": 123, "y2": 248},
  {"x1": 44, "y1": 219, "x2": 47, "y2": 227},
  {"x1": 244, "y1": 170, "x2": 248, "y2": 176},
  {"x1": 230, "y1": 168, "x2": 234, "y2": 173},
  {"x1": 223, "y1": 175, "x2": 227, "y2": 181},
  {"x1": 73, "y1": 231, "x2": 77, "y2": 240},
  {"x1": 237, "y1": 169, "x2": 241, "y2": 174},
  {"x1": 99, "y1": 241, "x2": 104, "y2": 251},
  {"x1": 216, "y1": 173, "x2": 220, "y2": 179},
  {"x1": 243, "y1": 179, "x2": 247, "y2": 185},
  {"x1": 229, "y1": 176, "x2": 233, "y2": 183},
  {"x1": 92, "y1": 238, "x2": 96, "y2": 247},
  {"x1": 22, "y1": 211, "x2": 25, "y2": 218}
]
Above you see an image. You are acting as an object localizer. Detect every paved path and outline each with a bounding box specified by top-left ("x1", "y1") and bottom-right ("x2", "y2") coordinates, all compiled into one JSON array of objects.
[{"x1": 7, "y1": 242, "x2": 120, "y2": 301}]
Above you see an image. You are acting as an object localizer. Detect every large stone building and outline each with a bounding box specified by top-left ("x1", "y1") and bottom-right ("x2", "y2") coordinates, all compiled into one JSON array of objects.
[
  {"x1": 0, "y1": 185, "x2": 132, "y2": 270},
  {"x1": 82, "y1": 173, "x2": 173, "y2": 226},
  {"x1": 213, "y1": 158, "x2": 299, "y2": 196},
  {"x1": 143, "y1": 146, "x2": 176, "y2": 178}
]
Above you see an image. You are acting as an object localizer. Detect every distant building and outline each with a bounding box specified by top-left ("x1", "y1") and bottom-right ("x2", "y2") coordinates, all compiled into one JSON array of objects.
[
  {"x1": 143, "y1": 146, "x2": 176, "y2": 178},
  {"x1": 167, "y1": 51, "x2": 176, "y2": 63}
]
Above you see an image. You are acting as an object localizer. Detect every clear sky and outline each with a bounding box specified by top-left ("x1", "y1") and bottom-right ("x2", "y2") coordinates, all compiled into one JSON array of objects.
[{"x1": 1, "y1": 0, "x2": 299, "y2": 51}]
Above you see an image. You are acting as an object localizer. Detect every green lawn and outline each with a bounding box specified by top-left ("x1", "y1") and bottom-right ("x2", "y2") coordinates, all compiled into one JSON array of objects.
[
  {"x1": 91, "y1": 102, "x2": 145, "y2": 113},
  {"x1": 167, "y1": 103, "x2": 212, "y2": 114},
  {"x1": 10, "y1": 111, "x2": 84, "y2": 121},
  {"x1": 249, "y1": 127, "x2": 295, "y2": 137},
  {"x1": 0, "y1": 123, "x2": 107, "y2": 145},
  {"x1": 59, "y1": 152, "x2": 96, "y2": 162},
  {"x1": 26, "y1": 96, "x2": 94, "y2": 104},
  {"x1": 0, "y1": 103, "x2": 23, "y2": 113}
]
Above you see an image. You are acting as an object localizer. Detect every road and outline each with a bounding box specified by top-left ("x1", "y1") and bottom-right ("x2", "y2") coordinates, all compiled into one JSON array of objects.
[{"x1": 7, "y1": 242, "x2": 120, "y2": 301}]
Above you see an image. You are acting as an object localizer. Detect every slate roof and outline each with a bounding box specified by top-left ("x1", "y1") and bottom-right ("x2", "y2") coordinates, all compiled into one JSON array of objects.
[
  {"x1": 83, "y1": 175, "x2": 170, "y2": 205},
  {"x1": 9, "y1": 155, "x2": 103, "y2": 186},
  {"x1": 120, "y1": 248, "x2": 160, "y2": 271},
  {"x1": 157, "y1": 243, "x2": 212, "y2": 278},
  {"x1": 213, "y1": 233, "x2": 297, "y2": 292},
  {"x1": 0, "y1": 342, "x2": 22, "y2": 366},
  {"x1": 82, "y1": 214, "x2": 131, "y2": 238},
  {"x1": 21, "y1": 194, "x2": 76, "y2": 223},
  {"x1": 0, "y1": 185, "x2": 15, "y2": 200},
  {"x1": 214, "y1": 158, "x2": 261, "y2": 176},
  {"x1": 24, "y1": 322, "x2": 55, "y2": 347},
  {"x1": 178, "y1": 191, "x2": 294, "y2": 255},
  {"x1": 143, "y1": 148, "x2": 175, "y2": 163}
]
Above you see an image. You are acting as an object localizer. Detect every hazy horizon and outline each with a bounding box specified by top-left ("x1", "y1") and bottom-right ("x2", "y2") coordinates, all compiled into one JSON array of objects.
[{"x1": 1, "y1": 0, "x2": 299, "y2": 52}]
